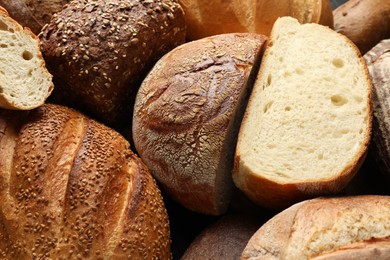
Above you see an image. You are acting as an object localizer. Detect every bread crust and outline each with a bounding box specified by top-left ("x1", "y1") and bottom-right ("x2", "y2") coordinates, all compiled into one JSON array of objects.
[
  {"x1": 334, "y1": 0, "x2": 390, "y2": 55},
  {"x1": 0, "y1": 104, "x2": 170, "y2": 259},
  {"x1": 133, "y1": 33, "x2": 267, "y2": 215},
  {"x1": 241, "y1": 196, "x2": 390, "y2": 260},
  {"x1": 179, "y1": 0, "x2": 333, "y2": 40},
  {"x1": 39, "y1": 0, "x2": 186, "y2": 127}
]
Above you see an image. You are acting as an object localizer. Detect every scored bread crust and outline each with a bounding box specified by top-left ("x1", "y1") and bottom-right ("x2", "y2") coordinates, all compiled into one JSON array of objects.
[
  {"x1": 241, "y1": 195, "x2": 390, "y2": 260},
  {"x1": 132, "y1": 33, "x2": 267, "y2": 215},
  {"x1": 0, "y1": 6, "x2": 53, "y2": 110},
  {"x1": 39, "y1": 0, "x2": 186, "y2": 127},
  {"x1": 0, "y1": 104, "x2": 170, "y2": 259},
  {"x1": 233, "y1": 17, "x2": 372, "y2": 209},
  {"x1": 179, "y1": 0, "x2": 333, "y2": 40}
]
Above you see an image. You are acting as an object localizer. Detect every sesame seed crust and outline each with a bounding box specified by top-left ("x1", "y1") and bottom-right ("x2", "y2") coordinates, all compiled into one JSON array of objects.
[
  {"x1": 0, "y1": 104, "x2": 171, "y2": 259},
  {"x1": 39, "y1": 0, "x2": 186, "y2": 127}
]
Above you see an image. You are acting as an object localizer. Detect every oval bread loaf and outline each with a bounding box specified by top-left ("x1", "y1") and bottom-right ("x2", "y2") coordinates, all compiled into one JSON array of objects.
[
  {"x1": 0, "y1": 0, "x2": 70, "y2": 34},
  {"x1": 0, "y1": 104, "x2": 171, "y2": 259},
  {"x1": 233, "y1": 16, "x2": 372, "y2": 209},
  {"x1": 333, "y1": 0, "x2": 390, "y2": 55},
  {"x1": 132, "y1": 33, "x2": 267, "y2": 215},
  {"x1": 0, "y1": 6, "x2": 53, "y2": 110},
  {"x1": 39, "y1": 0, "x2": 186, "y2": 127},
  {"x1": 241, "y1": 195, "x2": 390, "y2": 260},
  {"x1": 179, "y1": 0, "x2": 333, "y2": 40}
]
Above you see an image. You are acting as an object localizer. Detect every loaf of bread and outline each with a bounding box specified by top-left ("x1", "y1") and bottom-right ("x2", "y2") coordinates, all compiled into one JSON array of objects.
[
  {"x1": 181, "y1": 214, "x2": 263, "y2": 260},
  {"x1": 334, "y1": 0, "x2": 390, "y2": 55},
  {"x1": 241, "y1": 195, "x2": 390, "y2": 259},
  {"x1": 133, "y1": 33, "x2": 267, "y2": 215},
  {"x1": 364, "y1": 40, "x2": 390, "y2": 183},
  {"x1": 0, "y1": 104, "x2": 170, "y2": 259},
  {"x1": 0, "y1": 6, "x2": 53, "y2": 110},
  {"x1": 39, "y1": 0, "x2": 186, "y2": 127},
  {"x1": 233, "y1": 16, "x2": 372, "y2": 209},
  {"x1": 179, "y1": 0, "x2": 333, "y2": 40},
  {"x1": 0, "y1": 0, "x2": 70, "y2": 34}
]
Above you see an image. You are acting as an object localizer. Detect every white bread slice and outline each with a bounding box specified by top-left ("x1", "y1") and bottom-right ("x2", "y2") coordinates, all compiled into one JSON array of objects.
[
  {"x1": 233, "y1": 16, "x2": 372, "y2": 209},
  {"x1": 0, "y1": 6, "x2": 53, "y2": 110}
]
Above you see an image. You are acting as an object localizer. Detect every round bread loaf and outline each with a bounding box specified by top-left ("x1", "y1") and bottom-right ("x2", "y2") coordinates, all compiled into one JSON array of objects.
[
  {"x1": 132, "y1": 33, "x2": 267, "y2": 215},
  {"x1": 0, "y1": 104, "x2": 171, "y2": 259},
  {"x1": 39, "y1": 0, "x2": 186, "y2": 127},
  {"x1": 241, "y1": 195, "x2": 390, "y2": 259},
  {"x1": 0, "y1": 0, "x2": 70, "y2": 34},
  {"x1": 179, "y1": 0, "x2": 333, "y2": 40},
  {"x1": 334, "y1": 0, "x2": 390, "y2": 55}
]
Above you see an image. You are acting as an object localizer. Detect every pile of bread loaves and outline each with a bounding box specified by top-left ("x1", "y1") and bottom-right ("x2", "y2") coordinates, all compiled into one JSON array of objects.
[{"x1": 0, "y1": 0, "x2": 389, "y2": 259}]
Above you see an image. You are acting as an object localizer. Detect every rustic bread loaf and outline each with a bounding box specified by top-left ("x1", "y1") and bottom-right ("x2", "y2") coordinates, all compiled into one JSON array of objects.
[
  {"x1": 364, "y1": 40, "x2": 390, "y2": 183},
  {"x1": 179, "y1": 0, "x2": 333, "y2": 40},
  {"x1": 0, "y1": 104, "x2": 170, "y2": 259},
  {"x1": 132, "y1": 33, "x2": 267, "y2": 215},
  {"x1": 0, "y1": 6, "x2": 53, "y2": 110},
  {"x1": 233, "y1": 16, "x2": 372, "y2": 209},
  {"x1": 334, "y1": 0, "x2": 390, "y2": 55},
  {"x1": 241, "y1": 195, "x2": 390, "y2": 260},
  {"x1": 39, "y1": 0, "x2": 186, "y2": 127},
  {"x1": 0, "y1": 0, "x2": 70, "y2": 34},
  {"x1": 181, "y1": 214, "x2": 263, "y2": 260}
]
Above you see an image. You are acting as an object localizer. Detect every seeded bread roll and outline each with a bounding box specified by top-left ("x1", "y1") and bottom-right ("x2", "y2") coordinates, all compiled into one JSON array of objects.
[
  {"x1": 334, "y1": 0, "x2": 390, "y2": 55},
  {"x1": 0, "y1": 0, "x2": 70, "y2": 34},
  {"x1": 39, "y1": 0, "x2": 186, "y2": 127},
  {"x1": 133, "y1": 33, "x2": 267, "y2": 215},
  {"x1": 0, "y1": 104, "x2": 170, "y2": 259},
  {"x1": 241, "y1": 195, "x2": 390, "y2": 260},
  {"x1": 364, "y1": 40, "x2": 390, "y2": 183},
  {"x1": 179, "y1": 0, "x2": 333, "y2": 40},
  {"x1": 0, "y1": 6, "x2": 53, "y2": 110}
]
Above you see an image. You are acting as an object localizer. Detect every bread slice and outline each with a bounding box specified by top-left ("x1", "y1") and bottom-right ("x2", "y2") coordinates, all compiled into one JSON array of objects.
[
  {"x1": 0, "y1": 6, "x2": 53, "y2": 110},
  {"x1": 233, "y1": 16, "x2": 372, "y2": 209}
]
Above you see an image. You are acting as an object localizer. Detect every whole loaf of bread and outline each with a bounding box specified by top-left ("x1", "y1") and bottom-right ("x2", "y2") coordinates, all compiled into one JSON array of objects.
[
  {"x1": 0, "y1": 104, "x2": 170, "y2": 259},
  {"x1": 39, "y1": 0, "x2": 186, "y2": 127}
]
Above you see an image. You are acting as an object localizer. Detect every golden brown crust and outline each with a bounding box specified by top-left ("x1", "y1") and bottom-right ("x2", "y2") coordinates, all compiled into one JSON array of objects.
[
  {"x1": 39, "y1": 0, "x2": 186, "y2": 127},
  {"x1": 242, "y1": 196, "x2": 390, "y2": 260},
  {"x1": 133, "y1": 33, "x2": 267, "y2": 215},
  {"x1": 0, "y1": 104, "x2": 170, "y2": 259},
  {"x1": 334, "y1": 0, "x2": 390, "y2": 55},
  {"x1": 179, "y1": 0, "x2": 333, "y2": 41}
]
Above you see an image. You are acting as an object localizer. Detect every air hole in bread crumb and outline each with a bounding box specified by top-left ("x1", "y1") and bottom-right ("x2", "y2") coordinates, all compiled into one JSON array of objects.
[
  {"x1": 318, "y1": 153, "x2": 324, "y2": 160},
  {"x1": 284, "y1": 106, "x2": 291, "y2": 111},
  {"x1": 0, "y1": 44, "x2": 6, "y2": 48},
  {"x1": 340, "y1": 128, "x2": 350, "y2": 134},
  {"x1": 263, "y1": 101, "x2": 274, "y2": 113},
  {"x1": 332, "y1": 58, "x2": 344, "y2": 68},
  {"x1": 22, "y1": 50, "x2": 33, "y2": 60},
  {"x1": 354, "y1": 95, "x2": 363, "y2": 103},
  {"x1": 278, "y1": 56, "x2": 284, "y2": 62},
  {"x1": 359, "y1": 128, "x2": 363, "y2": 134},
  {"x1": 295, "y1": 67, "x2": 304, "y2": 75},
  {"x1": 267, "y1": 74, "x2": 272, "y2": 86},
  {"x1": 331, "y1": 95, "x2": 348, "y2": 106},
  {"x1": 267, "y1": 143, "x2": 276, "y2": 149}
]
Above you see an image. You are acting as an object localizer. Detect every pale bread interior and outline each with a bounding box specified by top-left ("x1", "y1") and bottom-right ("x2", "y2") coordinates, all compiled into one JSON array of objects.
[
  {"x1": 0, "y1": 14, "x2": 52, "y2": 110},
  {"x1": 237, "y1": 17, "x2": 370, "y2": 183}
]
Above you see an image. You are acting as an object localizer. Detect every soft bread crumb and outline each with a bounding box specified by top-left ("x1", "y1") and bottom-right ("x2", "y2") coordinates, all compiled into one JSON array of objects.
[{"x1": 0, "y1": 7, "x2": 53, "y2": 110}]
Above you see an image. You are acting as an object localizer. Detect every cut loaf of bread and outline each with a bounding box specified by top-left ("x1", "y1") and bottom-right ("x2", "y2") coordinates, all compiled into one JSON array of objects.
[
  {"x1": 0, "y1": 6, "x2": 53, "y2": 110},
  {"x1": 233, "y1": 17, "x2": 372, "y2": 209}
]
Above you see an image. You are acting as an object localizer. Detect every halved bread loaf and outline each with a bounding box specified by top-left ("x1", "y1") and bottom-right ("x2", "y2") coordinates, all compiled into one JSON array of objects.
[
  {"x1": 241, "y1": 195, "x2": 390, "y2": 259},
  {"x1": 0, "y1": 6, "x2": 53, "y2": 110},
  {"x1": 233, "y1": 17, "x2": 372, "y2": 209}
]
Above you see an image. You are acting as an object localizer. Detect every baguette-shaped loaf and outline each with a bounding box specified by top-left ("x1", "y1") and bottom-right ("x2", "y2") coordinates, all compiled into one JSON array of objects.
[
  {"x1": 241, "y1": 195, "x2": 390, "y2": 259},
  {"x1": 39, "y1": 0, "x2": 186, "y2": 127},
  {"x1": 179, "y1": 0, "x2": 333, "y2": 40},
  {"x1": 364, "y1": 40, "x2": 390, "y2": 182},
  {"x1": 0, "y1": 6, "x2": 53, "y2": 110},
  {"x1": 233, "y1": 17, "x2": 372, "y2": 209},
  {"x1": 133, "y1": 33, "x2": 267, "y2": 215},
  {"x1": 0, "y1": 104, "x2": 170, "y2": 259}
]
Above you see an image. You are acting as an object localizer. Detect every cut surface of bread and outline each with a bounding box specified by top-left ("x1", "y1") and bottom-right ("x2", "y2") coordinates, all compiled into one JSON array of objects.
[
  {"x1": 0, "y1": 6, "x2": 53, "y2": 110},
  {"x1": 233, "y1": 16, "x2": 372, "y2": 208}
]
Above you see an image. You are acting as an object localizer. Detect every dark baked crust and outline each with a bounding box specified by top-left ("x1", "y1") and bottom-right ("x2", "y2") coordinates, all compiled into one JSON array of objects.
[
  {"x1": 132, "y1": 33, "x2": 267, "y2": 215},
  {"x1": 39, "y1": 0, "x2": 186, "y2": 127},
  {"x1": 0, "y1": 104, "x2": 170, "y2": 259}
]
